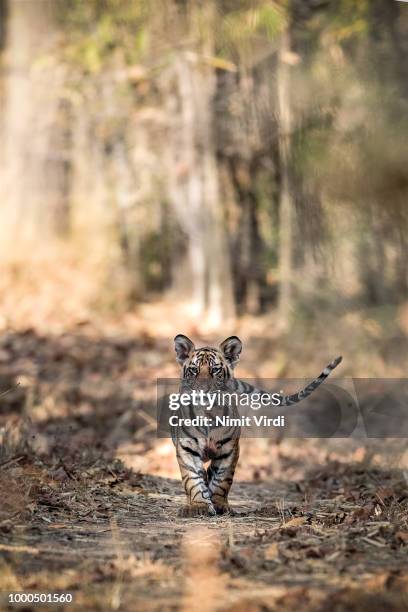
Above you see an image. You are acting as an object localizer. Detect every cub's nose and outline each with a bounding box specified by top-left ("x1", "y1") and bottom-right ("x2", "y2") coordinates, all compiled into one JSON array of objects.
[{"x1": 205, "y1": 447, "x2": 217, "y2": 460}]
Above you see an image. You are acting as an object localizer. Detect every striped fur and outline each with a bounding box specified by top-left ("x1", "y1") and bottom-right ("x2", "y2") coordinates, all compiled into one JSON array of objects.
[{"x1": 173, "y1": 334, "x2": 342, "y2": 517}]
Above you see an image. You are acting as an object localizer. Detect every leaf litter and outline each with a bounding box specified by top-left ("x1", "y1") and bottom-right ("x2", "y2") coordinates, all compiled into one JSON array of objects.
[{"x1": 0, "y1": 325, "x2": 407, "y2": 610}]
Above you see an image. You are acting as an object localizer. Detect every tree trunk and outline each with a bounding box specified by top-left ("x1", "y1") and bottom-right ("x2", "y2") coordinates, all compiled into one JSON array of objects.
[
  {"x1": 0, "y1": 0, "x2": 7, "y2": 50},
  {"x1": 277, "y1": 30, "x2": 294, "y2": 327},
  {"x1": 164, "y1": 0, "x2": 235, "y2": 325},
  {"x1": 0, "y1": 0, "x2": 69, "y2": 249}
]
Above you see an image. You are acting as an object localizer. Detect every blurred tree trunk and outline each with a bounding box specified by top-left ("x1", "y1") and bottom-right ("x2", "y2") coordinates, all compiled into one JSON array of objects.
[
  {"x1": 227, "y1": 156, "x2": 264, "y2": 314},
  {"x1": 0, "y1": 0, "x2": 69, "y2": 249},
  {"x1": 165, "y1": 0, "x2": 235, "y2": 324},
  {"x1": 277, "y1": 30, "x2": 293, "y2": 326},
  {"x1": 369, "y1": 0, "x2": 408, "y2": 99},
  {"x1": 0, "y1": 0, "x2": 7, "y2": 50}
]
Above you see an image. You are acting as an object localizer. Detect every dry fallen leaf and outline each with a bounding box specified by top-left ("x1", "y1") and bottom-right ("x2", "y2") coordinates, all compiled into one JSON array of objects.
[
  {"x1": 395, "y1": 531, "x2": 408, "y2": 544},
  {"x1": 364, "y1": 572, "x2": 390, "y2": 590},
  {"x1": 264, "y1": 543, "x2": 279, "y2": 560},
  {"x1": 283, "y1": 517, "x2": 306, "y2": 529},
  {"x1": 376, "y1": 487, "x2": 394, "y2": 503},
  {"x1": 345, "y1": 504, "x2": 374, "y2": 523}
]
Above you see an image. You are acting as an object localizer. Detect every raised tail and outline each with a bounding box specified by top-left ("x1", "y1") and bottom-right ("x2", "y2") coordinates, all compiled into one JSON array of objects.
[{"x1": 280, "y1": 356, "x2": 343, "y2": 407}]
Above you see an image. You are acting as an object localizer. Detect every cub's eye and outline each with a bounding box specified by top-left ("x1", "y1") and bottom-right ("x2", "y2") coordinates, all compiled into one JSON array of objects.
[
  {"x1": 211, "y1": 365, "x2": 223, "y2": 374},
  {"x1": 188, "y1": 366, "x2": 199, "y2": 376}
]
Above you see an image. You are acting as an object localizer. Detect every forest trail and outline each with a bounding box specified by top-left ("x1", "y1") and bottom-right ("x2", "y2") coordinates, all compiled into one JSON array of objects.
[
  {"x1": 0, "y1": 321, "x2": 407, "y2": 611},
  {"x1": 1, "y1": 457, "x2": 407, "y2": 611}
]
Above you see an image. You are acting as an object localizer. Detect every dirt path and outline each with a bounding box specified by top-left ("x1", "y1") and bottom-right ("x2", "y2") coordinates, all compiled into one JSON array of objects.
[
  {"x1": 1, "y1": 456, "x2": 407, "y2": 612},
  {"x1": 0, "y1": 327, "x2": 407, "y2": 610}
]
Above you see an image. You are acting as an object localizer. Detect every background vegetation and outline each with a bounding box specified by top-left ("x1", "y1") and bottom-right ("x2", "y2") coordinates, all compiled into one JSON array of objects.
[{"x1": 0, "y1": 0, "x2": 407, "y2": 374}]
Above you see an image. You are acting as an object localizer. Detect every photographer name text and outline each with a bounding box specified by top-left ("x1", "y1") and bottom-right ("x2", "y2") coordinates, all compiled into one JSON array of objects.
[{"x1": 169, "y1": 414, "x2": 285, "y2": 427}]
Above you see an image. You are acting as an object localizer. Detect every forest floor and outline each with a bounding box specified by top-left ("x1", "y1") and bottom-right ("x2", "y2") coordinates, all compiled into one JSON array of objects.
[{"x1": 0, "y1": 304, "x2": 408, "y2": 611}]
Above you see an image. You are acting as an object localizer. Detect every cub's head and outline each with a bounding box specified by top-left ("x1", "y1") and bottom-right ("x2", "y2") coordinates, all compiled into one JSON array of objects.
[{"x1": 174, "y1": 334, "x2": 242, "y2": 385}]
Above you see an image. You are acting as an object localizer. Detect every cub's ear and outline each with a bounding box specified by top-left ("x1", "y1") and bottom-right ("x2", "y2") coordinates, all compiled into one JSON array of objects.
[
  {"x1": 220, "y1": 336, "x2": 242, "y2": 368},
  {"x1": 174, "y1": 334, "x2": 195, "y2": 365}
]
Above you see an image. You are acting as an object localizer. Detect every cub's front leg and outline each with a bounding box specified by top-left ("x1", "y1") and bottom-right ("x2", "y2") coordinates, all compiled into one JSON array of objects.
[
  {"x1": 176, "y1": 440, "x2": 216, "y2": 517},
  {"x1": 208, "y1": 440, "x2": 240, "y2": 515}
]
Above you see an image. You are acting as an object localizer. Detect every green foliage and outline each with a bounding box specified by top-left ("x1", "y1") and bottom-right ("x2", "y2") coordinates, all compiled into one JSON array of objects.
[
  {"x1": 59, "y1": 0, "x2": 150, "y2": 71},
  {"x1": 325, "y1": 0, "x2": 369, "y2": 41},
  {"x1": 217, "y1": 1, "x2": 286, "y2": 61}
]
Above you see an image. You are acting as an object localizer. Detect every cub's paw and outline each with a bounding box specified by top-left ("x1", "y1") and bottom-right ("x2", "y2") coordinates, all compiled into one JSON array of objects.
[
  {"x1": 178, "y1": 502, "x2": 216, "y2": 518},
  {"x1": 211, "y1": 496, "x2": 233, "y2": 515},
  {"x1": 213, "y1": 502, "x2": 233, "y2": 516}
]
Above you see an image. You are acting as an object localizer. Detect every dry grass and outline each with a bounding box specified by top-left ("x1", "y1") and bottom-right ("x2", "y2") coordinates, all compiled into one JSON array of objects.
[
  {"x1": 0, "y1": 458, "x2": 43, "y2": 527},
  {"x1": 1, "y1": 243, "x2": 408, "y2": 378},
  {"x1": 0, "y1": 245, "x2": 107, "y2": 332}
]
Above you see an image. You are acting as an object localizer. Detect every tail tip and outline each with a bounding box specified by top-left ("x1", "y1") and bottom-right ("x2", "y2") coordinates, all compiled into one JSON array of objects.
[{"x1": 333, "y1": 355, "x2": 343, "y2": 367}]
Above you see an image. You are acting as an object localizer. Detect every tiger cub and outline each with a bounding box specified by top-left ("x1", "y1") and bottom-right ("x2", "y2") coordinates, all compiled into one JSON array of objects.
[{"x1": 172, "y1": 334, "x2": 342, "y2": 517}]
